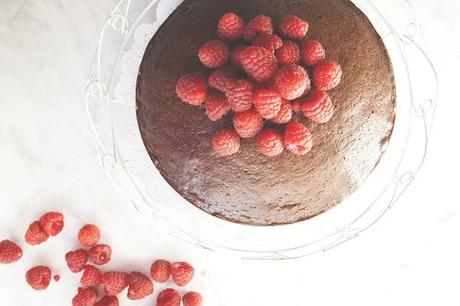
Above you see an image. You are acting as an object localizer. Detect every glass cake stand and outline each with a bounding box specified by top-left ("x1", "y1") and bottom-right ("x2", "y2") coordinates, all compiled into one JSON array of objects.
[{"x1": 85, "y1": 0, "x2": 438, "y2": 260}]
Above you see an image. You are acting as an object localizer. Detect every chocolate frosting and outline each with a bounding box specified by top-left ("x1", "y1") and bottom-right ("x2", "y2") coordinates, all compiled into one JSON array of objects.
[{"x1": 136, "y1": 0, "x2": 396, "y2": 225}]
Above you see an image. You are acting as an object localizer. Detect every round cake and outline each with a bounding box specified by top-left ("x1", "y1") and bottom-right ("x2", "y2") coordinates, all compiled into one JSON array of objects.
[{"x1": 136, "y1": 0, "x2": 396, "y2": 225}]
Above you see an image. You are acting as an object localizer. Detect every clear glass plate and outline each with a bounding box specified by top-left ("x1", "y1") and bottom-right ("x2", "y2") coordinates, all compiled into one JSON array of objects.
[{"x1": 85, "y1": 0, "x2": 438, "y2": 260}]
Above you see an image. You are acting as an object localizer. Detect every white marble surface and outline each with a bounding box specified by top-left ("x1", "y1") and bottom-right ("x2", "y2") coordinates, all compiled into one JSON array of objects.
[{"x1": 0, "y1": 1, "x2": 459, "y2": 305}]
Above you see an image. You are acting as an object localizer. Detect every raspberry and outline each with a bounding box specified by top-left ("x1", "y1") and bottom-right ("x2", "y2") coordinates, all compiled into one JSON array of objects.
[
  {"x1": 78, "y1": 224, "x2": 100, "y2": 247},
  {"x1": 312, "y1": 60, "x2": 342, "y2": 91},
  {"x1": 176, "y1": 72, "x2": 208, "y2": 105},
  {"x1": 275, "y1": 40, "x2": 300, "y2": 65},
  {"x1": 283, "y1": 121, "x2": 313, "y2": 155},
  {"x1": 212, "y1": 129, "x2": 240, "y2": 157},
  {"x1": 150, "y1": 259, "x2": 171, "y2": 283},
  {"x1": 72, "y1": 287, "x2": 98, "y2": 306},
  {"x1": 0, "y1": 240, "x2": 23, "y2": 264},
  {"x1": 26, "y1": 266, "x2": 51, "y2": 290},
  {"x1": 233, "y1": 109, "x2": 263, "y2": 138},
  {"x1": 279, "y1": 15, "x2": 309, "y2": 40},
  {"x1": 25, "y1": 221, "x2": 49, "y2": 245},
  {"x1": 65, "y1": 249, "x2": 89, "y2": 273},
  {"x1": 81, "y1": 265, "x2": 102, "y2": 287},
  {"x1": 225, "y1": 79, "x2": 254, "y2": 112},
  {"x1": 291, "y1": 99, "x2": 302, "y2": 113},
  {"x1": 240, "y1": 46, "x2": 278, "y2": 82},
  {"x1": 300, "y1": 40, "x2": 325, "y2": 66},
  {"x1": 89, "y1": 244, "x2": 112, "y2": 265},
  {"x1": 256, "y1": 129, "x2": 284, "y2": 157},
  {"x1": 246, "y1": 15, "x2": 273, "y2": 36},
  {"x1": 95, "y1": 296, "x2": 119, "y2": 306},
  {"x1": 230, "y1": 45, "x2": 247, "y2": 68},
  {"x1": 253, "y1": 88, "x2": 282, "y2": 119},
  {"x1": 157, "y1": 288, "x2": 181, "y2": 306},
  {"x1": 273, "y1": 64, "x2": 310, "y2": 100},
  {"x1": 208, "y1": 65, "x2": 238, "y2": 92},
  {"x1": 198, "y1": 40, "x2": 230, "y2": 69},
  {"x1": 53, "y1": 275, "x2": 60, "y2": 282},
  {"x1": 205, "y1": 93, "x2": 230, "y2": 121},
  {"x1": 242, "y1": 27, "x2": 257, "y2": 41},
  {"x1": 183, "y1": 291, "x2": 203, "y2": 306},
  {"x1": 252, "y1": 34, "x2": 282, "y2": 53},
  {"x1": 102, "y1": 272, "x2": 129, "y2": 296},
  {"x1": 301, "y1": 90, "x2": 334, "y2": 123},
  {"x1": 271, "y1": 100, "x2": 293, "y2": 124},
  {"x1": 39, "y1": 211, "x2": 64, "y2": 236},
  {"x1": 218, "y1": 12, "x2": 245, "y2": 42},
  {"x1": 171, "y1": 261, "x2": 194, "y2": 287},
  {"x1": 127, "y1": 272, "x2": 154, "y2": 300}
]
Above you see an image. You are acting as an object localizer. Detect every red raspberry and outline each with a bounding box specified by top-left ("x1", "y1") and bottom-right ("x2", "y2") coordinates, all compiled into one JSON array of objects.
[
  {"x1": 212, "y1": 129, "x2": 240, "y2": 157},
  {"x1": 208, "y1": 65, "x2": 238, "y2": 92},
  {"x1": 171, "y1": 261, "x2": 194, "y2": 287},
  {"x1": 246, "y1": 15, "x2": 273, "y2": 36},
  {"x1": 230, "y1": 45, "x2": 247, "y2": 68},
  {"x1": 150, "y1": 259, "x2": 171, "y2": 283},
  {"x1": 89, "y1": 244, "x2": 112, "y2": 265},
  {"x1": 198, "y1": 40, "x2": 230, "y2": 69},
  {"x1": 240, "y1": 46, "x2": 278, "y2": 82},
  {"x1": 273, "y1": 64, "x2": 310, "y2": 100},
  {"x1": 81, "y1": 265, "x2": 102, "y2": 287},
  {"x1": 26, "y1": 266, "x2": 51, "y2": 290},
  {"x1": 65, "y1": 249, "x2": 89, "y2": 273},
  {"x1": 301, "y1": 90, "x2": 334, "y2": 123},
  {"x1": 233, "y1": 109, "x2": 263, "y2": 138},
  {"x1": 312, "y1": 60, "x2": 342, "y2": 91},
  {"x1": 300, "y1": 40, "x2": 325, "y2": 66},
  {"x1": 283, "y1": 121, "x2": 313, "y2": 155},
  {"x1": 205, "y1": 93, "x2": 230, "y2": 121},
  {"x1": 78, "y1": 224, "x2": 100, "y2": 247},
  {"x1": 25, "y1": 221, "x2": 49, "y2": 245},
  {"x1": 256, "y1": 129, "x2": 284, "y2": 157},
  {"x1": 242, "y1": 27, "x2": 257, "y2": 41},
  {"x1": 157, "y1": 288, "x2": 181, "y2": 306},
  {"x1": 127, "y1": 272, "x2": 153, "y2": 300},
  {"x1": 252, "y1": 34, "x2": 282, "y2": 53},
  {"x1": 39, "y1": 211, "x2": 64, "y2": 236},
  {"x1": 271, "y1": 100, "x2": 293, "y2": 124},
  {"x1": 176, "y1": 72, "x2": 207, "y2": 105},
  {"x1": 183, "y1": 292, "x2": 203, "y2": 306},
  {"x1": 279, "y1": 15, "x2": 309, "y2": 40},
  {"x1": 225, "y1": 79, "x2": 254, "y2": 112},
  {"x1": 72, "y1": 287, "x2": 98, "y2": 306},
  {"x1": 0, "y1": 240, "x2": 23, "y2": 264},
  {"x1": 95, "y1": 296, "x2": 119, "y2": 306},
  {"x1": 53, "y1": 274, "x2": 60, "y2": 282},
  {"x1": 218, "y1": 12, "x2": 245, "y2": 42},
  {"x1": 291, "y1": 99, "x2": 302, "y2": 113},
  {"x1": 102, "y1": 272, "x2": 129, "y2": 296},
  {"x1": 253, "y1": 88, "x2": 282, "y2": 119},
  {"x1": 275, "y1": 40, "x2": 300, "y2": 65}
]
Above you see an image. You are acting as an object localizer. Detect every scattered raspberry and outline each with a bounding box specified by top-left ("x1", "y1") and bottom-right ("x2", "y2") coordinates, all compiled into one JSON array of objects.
[
  {"x1": 65, "y1": 249, "x2": 89, "y2": 273},
  {"x1": 240, "y1": 46, "x2": 278, "y2": 82},
  {"x1": 312, "y1": 60, "x2": 342, "y2": 91},
  {"x1": 233, "y1": 109, "x2": 264, "y2": 138},
  {"x1": 39, "y1": 211, "x2": 64, "y2": 236},
  {"x1": 300, "y1": 40, "x2": 325, "y2": 66},
  {"x1": 171, "y1": 262, "x2": 194, "y2": 287},
  {"x1": 157, "y1": 288, "x2": 181, "y2": 306},
  {"x1": 53, "y1": 275, "x2": 60, "y2": 282},
  {"x1": 198, "y1": 40, "x2": 230, "y2": 69},
  {"x1": 26, "y1": 266, "x2": 51, "y2": 290},
  {"x1": 291, "y1": 99, "x2": 302, "y2": 113},
  {"x1": 89, "y1": 244, "x2": 112, "y2": 265},
  {"x1": 283, "y1": 121, "x2": 313, "y2": 155},
  {"x1": 102, "y1": 272, "x2": 129, "y2": 296},
  {"x1": 81, "y1": 265, "x2": 102, "y2": 287},
  {"x1": 127, "y1": 272, "x2": 154, "y2": 300},
  {"x1": 176, "y1": 72, "x2": 208, "y2": 106},
  {"x1": 208, "y1": 65, "x2": 238, "y2": 92},
  {"x1": 225, "y1": 79, "x2": 254, "y2": 112},
  {"x1": 183, "y1": 292, "x2": 203, "y2": 306},
  {"x1": 0, "y1": 240, "x2": 23, "y2": 264},
  {"x1": 271, "y1": 100, "x2": 293, "y2": 124},
  {"x1": 252, "y1": 34, "x2": 282, "y2": 53},
  {"x1": 78, "y1": 224, "x2": 100, "y2": 247},
  {"x1": 72, "y1": 287, "x2": 98, "y2": 306},
  {"x1": 95, "y1": 296, "x2": 119, "y2": 306},
  {"x1": 218, "y1": 12, "x2": 245, "y2": 42},
  {"x1": 25, "y1": 221, "x2": 49, "y2": 245},
  {"x1": 205, "y1": 93, "x2": 230, "y2": 121},
  {"x1": 273, "y1": 64, "x2": 310, "y2": 100},
  {"x1": 150, "y1": 259, "x2": 171, "y2": 283},
  {"x1": 242, "y1": 27, "x2": 257, "y2": 41},
  {"x1": 230, "y1": 45, "x2": 248, "y2": 68},
  {"x1": 275, "y1": 40, "x2": 300, "y2": 65},
  {"x1": 301, "y1": 90, "x2": 334, "y2": 123},
  {"x1": 253, "y1": 88, "x2": 282, "y2": 119},
  {"x1": 246, "y1": 15, "x2": 273, "y2": 36},
  {"x1": 279, "y1": 15, "x2": 309, "y2": 40},
  {"x1": 256, "y1": 129, "x2": 284, "y2": 157},
  {"x1": 212, "y1": 129, "x2": 240, "y2": 157}
]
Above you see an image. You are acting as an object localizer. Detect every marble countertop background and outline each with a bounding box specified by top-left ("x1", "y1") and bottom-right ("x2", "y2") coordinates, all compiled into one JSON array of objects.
[{"x1": 0, "y1": 1, "x2": 459, "y2": 305}]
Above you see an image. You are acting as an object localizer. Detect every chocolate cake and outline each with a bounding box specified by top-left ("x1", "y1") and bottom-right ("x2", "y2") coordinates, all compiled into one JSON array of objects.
[{"x1": 136, "y1": 0, "x2": 396, "y2": 225}]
